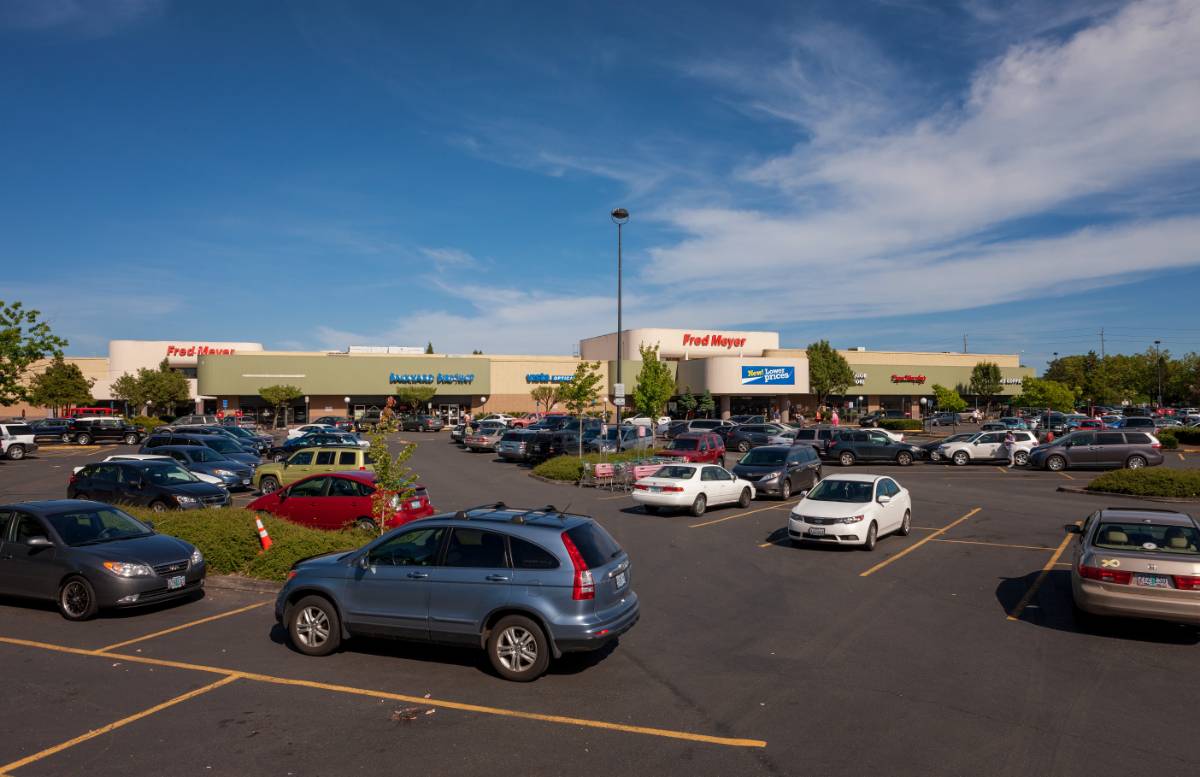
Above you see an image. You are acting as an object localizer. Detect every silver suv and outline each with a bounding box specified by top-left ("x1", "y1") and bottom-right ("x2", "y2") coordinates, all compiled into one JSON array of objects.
[{"x1": 276, "y1": 504, "x2": 639, "y2": 681}]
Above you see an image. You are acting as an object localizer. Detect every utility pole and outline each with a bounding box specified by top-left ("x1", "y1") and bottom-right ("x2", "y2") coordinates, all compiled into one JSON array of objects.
[
  {"x1": 963, "y1": 334, "x2": 968, "y2": 353},
  {"x1": 1100, "y1": 327, "x2": 1105, "y2": 359}
]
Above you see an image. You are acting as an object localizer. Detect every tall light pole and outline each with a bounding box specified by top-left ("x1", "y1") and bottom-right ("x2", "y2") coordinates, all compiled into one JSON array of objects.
[
  {"x1": 1154, "y1": 339, "x2": 1162, "y2": 408},
  {"x1": 611, "y1": 208, "x2": 629, "y2": 427}
]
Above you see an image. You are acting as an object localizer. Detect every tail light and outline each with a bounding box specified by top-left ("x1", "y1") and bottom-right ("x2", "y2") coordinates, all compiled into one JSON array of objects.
[
  {"x1": 68, "y1": 474, "x2": 78, "y2": 484},
  {"x1": 561, "y1": 531, "x2": 594, "y2": 600},
  {"x1": 1078, "y1": 564, "x2": 1132, "y2": 585},
  {"x1": 1172, "y1": 575, "x2": 1200, "y2": 591},
  {"x1": 1152, "y1": 442, "x2": 1161, "y2": 449},
  {"x1": 662, "y1": 486, "x2": 683, "y2": 492}
]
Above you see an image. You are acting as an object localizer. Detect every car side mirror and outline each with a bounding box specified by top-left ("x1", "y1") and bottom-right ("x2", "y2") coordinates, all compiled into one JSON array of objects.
[
  {"x1": 143, "y1": 520, "x2": 155, "y2": 530},
  {"x1": 26, "y1": 536, "x2": 53, "y2": 548},
  {"x1": 1064, "y1": 524, "x2": 1082, "y2": 534},
  {"x1": 357, "y1": 553, "x2": 370, "y2": 570},
  {"x1": 798, "y1": 490, "x2": 809, "y2": 498},
  {"x1": 877, "y1": 495, "x2": 892, "y2": 504}
]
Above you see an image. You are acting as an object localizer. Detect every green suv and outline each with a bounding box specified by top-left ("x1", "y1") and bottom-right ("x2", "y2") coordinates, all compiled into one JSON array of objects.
[{"x1": 254, "y1": 446, "x2": 373, "y2": 494}]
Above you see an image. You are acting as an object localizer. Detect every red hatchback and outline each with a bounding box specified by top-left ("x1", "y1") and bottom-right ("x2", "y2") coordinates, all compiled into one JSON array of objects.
[
  {"x1": 657, "y1": 432, "x2": 726, "y2": 464},
  {"x1": 248, "y1": 471, "x2": 435, "y2": 531}
]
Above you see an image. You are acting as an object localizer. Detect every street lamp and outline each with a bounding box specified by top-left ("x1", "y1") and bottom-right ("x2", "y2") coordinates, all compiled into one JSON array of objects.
[
  {"x1": 611, "y1": 207, "x2": 629, "y2": 427},
  {"x1": 1154, "y1": 340, "x2": 1163, "y2": 408}
]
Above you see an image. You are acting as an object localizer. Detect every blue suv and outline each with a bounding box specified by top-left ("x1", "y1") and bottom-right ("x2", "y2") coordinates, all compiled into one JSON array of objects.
[{"x1": 275, "y1": 503, "x2": 639, "y2": 681}]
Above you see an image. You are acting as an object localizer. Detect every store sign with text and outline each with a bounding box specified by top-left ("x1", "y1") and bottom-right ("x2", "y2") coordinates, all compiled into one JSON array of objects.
[
  {"x1": 166, "y1": 345, "x2": 236, "y2": 358},
  {"x1": 389, "y1": 372, "x2": 476, "y2": 385},
  {"x1": 683, "y1": 332, "x2": 748, "y2": 350},
  {"x1": 741, "y1": 365, "x2": 795, "y2": 386},
  {"x1": 525, "y1": 373, "x2": 574, "y2": 384},
  {"x1": 890, "y1": 374, "x2": 927, "y2": 384}
]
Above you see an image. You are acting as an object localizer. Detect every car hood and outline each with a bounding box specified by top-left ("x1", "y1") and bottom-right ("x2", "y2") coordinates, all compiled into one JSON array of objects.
[
  {"x1": 792, "y1": 498, "x2": 872, "y2": 518},
  {"x1": 167, "y1": 482, "x2": 228, "y2": 497},
  {"x1": 732, "y1": 463, "x2": 785, "y2": 475},
  {"x1": 297, "y1": 550, "x2": 355, "y2": 570},
  {"x1": 74, "y1": 533, "x2": 194, "y2": 565}
]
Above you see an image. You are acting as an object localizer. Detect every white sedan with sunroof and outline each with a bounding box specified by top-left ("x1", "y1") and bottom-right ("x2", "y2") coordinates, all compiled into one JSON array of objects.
[
  {"x1": 787, "y1": 473, "x2": 912, "y2": 551},
  {"x1": 632, "y1": 462, "x2": 755, "y2": 517}
]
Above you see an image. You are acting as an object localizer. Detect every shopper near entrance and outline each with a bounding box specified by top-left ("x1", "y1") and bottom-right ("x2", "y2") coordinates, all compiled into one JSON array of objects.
[
  {"x1": 831, "y1": 409, "x2": 840, "y2": 427},
  {"x1": 1003, "y1": 429, "x2": 1016, "y2": 467}
]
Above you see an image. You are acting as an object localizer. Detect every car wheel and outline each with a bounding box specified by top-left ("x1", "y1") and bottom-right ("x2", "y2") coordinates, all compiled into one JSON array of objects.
[
  {"x1": 58, "y1": 575, "x2": 98, "y2": 621},
  {"x1": 738, "y1": 487, "x2": 752, "y2": 508},
  {"x1": 61, "y1": 433, "x2": 72, "y2": 443},
  {"x1": 288, "y1": 595, "x2": 342, "y2": 656},
  {"x1": 124, "y1": 433, "x2": 140, "y2": 445},
  {"x1": 260, "y1": 476, "x2": 280, "y2": 494},
  {"x1": 1046, "y1": 455, "x2": 1066, "y2": 472},
  {"x1": 862, "y1": 521, "x2": 878, "y2": 551},
  {"x1": 839, "y1": 451, "x2": 855, "y2": 467},
  {"x1": 952, "y1": 451, "x2": 970, "y2": 466},
  {"x1": 354, "y1": 517, "x2": 377, "y2": 532},
  {"x1": 737, "y1": 441, "x2": 750, "y2": 452},
  {"x1": 643, "y1": 505, "x2": 658, "y2": 515},
  {"x1": 1126, "y1": 455, "x2": 1147, "y2": 469},
  {"x1": 1014, "y1": 450, "x2": 1030, "y2": 466},
  {"x1": 898, "y1": 509, "x2": 911, "y2": 536},
  {"x1": 149, "y1": 500, "x2": 169, "y2": 512},
  {"x1": 690, "y1": 493, "x2": 707, "y2": 517},
  {"x1": 779, "y1": 479, "x2": 791, "y2": 500},
  {"x1": 76, "y1": 433, "x2": 92, "y2": 446},
  {"x1": 488, "y1": 614, "x2": 550, "y2": 682},
  {"x1": 896, "y1": 451, "x2": 913, "y2": 466},
  {"x1": 6, "y1": 444, "x2": 24, "y2": 460}
]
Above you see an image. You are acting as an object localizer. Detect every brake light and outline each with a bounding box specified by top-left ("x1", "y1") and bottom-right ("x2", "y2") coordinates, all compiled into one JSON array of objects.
[
  {"x1": 1173, "y1": 575, "x2": 1200, "y2": 591},
  {"x1": 1078, "y1": 564, "x2": 1132, "y2": 585},
  {"x1": 1152, "y1": 442, "x2": 1161, "y2": 449},
  {"x1": 69, "y1": 474, "x2": 78, "y2": 484},
  {"x1": 662, "y1": 486, "x2": 684, "y2": 492},
  {"x1": 633, "y1": 484, "x2": 648, "y2": 490},
  {"x1": 561, "y1": 531, "x2": 594, "y2": 600}
]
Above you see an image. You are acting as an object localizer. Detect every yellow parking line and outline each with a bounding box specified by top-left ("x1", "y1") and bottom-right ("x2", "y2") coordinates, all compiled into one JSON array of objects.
[
  {"x1": 689, "y1": 499, "x2": 802, "y2": 529},
  {"x1": 0, "y1": 636, "x2": 766, "y2": 749},
  {"x1": 1006, "y1": 528, "x2": 1076, "y2": 622},
  {"x1": 1058, "y1": 472, "x2": 1074, "y2": 480},
  {"x1": 98, "y1": 601, "x2": 270, "y2": 652},
  {"x1": 1179, "y1": 453, "x2": 1186, "y2": 462},
  {"x1": 994, "y1": 466, "x2": 1008, "y2": 474},
  {"x1": 932, "y1": 538, "x2": 1054, "y2": 552},
  {"x1": 859, "y1": 507, "x2": 981, "y2": 577},
  {"x1": 0, "y1": 675, "x2": 238, "y2": 774}
]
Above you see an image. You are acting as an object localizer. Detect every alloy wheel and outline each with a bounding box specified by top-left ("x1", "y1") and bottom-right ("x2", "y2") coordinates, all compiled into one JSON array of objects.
[
  {"x1": 295, "y1": 606, "x2": 331, "y2": 648},
  {"x1": 61, "y1": 581, "x2": 91, "y2": 618},
  {"x1": 496, "y1": 626, "x2": 538, "y2": 673}
]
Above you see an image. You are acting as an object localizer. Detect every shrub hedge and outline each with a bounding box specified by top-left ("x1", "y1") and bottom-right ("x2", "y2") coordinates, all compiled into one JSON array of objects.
[
  {"x1": 1155, "y1": 429, "x2": 1179, "y2": 449},
  {"x1": 878, "y1": 419, "x2": 924, "y2": 431},
  {"x1": 130, "y1": 415, "x2": 167, "y2": 432},
  {"x1": 1085, "y1": 469, "x2": 1200, "y2": 499},
  {"x1": 125, "y1": 506, "x2": 364, "y2": 582},
  {"x1": 1162, "y1": 427, "x2": 1200, "y2": 445},
  {"x1": 533, "y1": 449, "x2": 667, "y2": 482}
]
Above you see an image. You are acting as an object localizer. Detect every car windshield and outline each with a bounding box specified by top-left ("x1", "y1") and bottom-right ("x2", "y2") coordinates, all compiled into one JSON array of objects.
[
  {"x1": 651, "y1": 465, "x2": 696, "y2": 479},
  {"x1": 1094, "y1": 522, "x2": 1200, "y2": 555},
  {"x1": 143, "y1": 463, "x2": 201, "y2": 484},
  {"x1": 668, "y1": 439, "x2": 699, "y2": 450},
  {"x1": 223, "y1": 426, "x2": 251, "y2": 438},
  {"x1": 190, "y1": 448, "x2": 224, "y2": 463},
  {"x1": 46, "y1": 506, "x2": 153, "y2": 546},
  {"x1": 805, "y1": 479, "x2": 873, "y2": 503},
  {"x1": 739, "y1": 449, "x2": 786, "y2": 466},
  {"x1": 204, "y1": 437, "x2": 241, "y2": 453}
]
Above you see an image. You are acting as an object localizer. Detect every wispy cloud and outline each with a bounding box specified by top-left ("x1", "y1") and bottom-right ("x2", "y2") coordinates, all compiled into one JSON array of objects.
[{"x1": 0, "y1": 0, "x2": 164, "y2": 37}]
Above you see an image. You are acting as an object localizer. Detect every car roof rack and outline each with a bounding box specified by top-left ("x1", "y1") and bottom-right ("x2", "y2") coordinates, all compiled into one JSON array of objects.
[
  {"x1": 509, "y1": 505, "x2": 559, "y2": 524},
  {"x1": 454, "y1": 501, "x2": 507, "y2": 520},
  {"x1": 1102, "y1": 506, "x2": 1185, "y2": 514}
]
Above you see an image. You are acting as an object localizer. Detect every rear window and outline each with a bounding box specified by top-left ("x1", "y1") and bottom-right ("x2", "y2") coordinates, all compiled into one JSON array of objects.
[
  {"x1": 1124, "y1": 433, "x2": 1152, "y2": 444},
  {"x1": 565, "y1": 522, "x2": 623, "y2": 568},
  {"x1": 510, "y1": 537, "x2": 560, "y2": 569},
  {"x1": 794, "y1": 429, "x2": 815, "y2": 440},
  {"x1": 501, "y1": 431, "x2": 525, "y2": 442},
  {"x1": 1094, "y1": 522, "x2": 1200, "y2": 554},
  {"x1": 668, "y1": 438, "x2": 699, "y2": 450},
  {"x1": 6, "y1": 424, "x2": 33, "y2": 435}
]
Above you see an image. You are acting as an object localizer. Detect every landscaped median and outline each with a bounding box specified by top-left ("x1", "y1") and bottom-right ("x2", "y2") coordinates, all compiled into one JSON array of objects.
[
  {"x1": 124, "y1": 506, "x2": 363, "y2": 582},
  {"x1": 1084, "y1": 468, "x2": 1200, "y2": 500},
  {"x1": 532, "y1": 449, "x2": 667, "y2": 482}
]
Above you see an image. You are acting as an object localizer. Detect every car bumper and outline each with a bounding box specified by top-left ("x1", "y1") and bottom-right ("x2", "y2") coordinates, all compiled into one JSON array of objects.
[
  {"x1": 497, "y1": 449, "x2": 528, "y2": 461},
  {"x1": 631, "y1": 491, "x2": 693, "y2": 508},
  {"x1": 1073, "y1": 577, "x2": 1200, "y2": 625},
  {"x1": 553, "y1": 594, "x2": 640, "y2": 653},
  {"x1": 746, "y1": 478, "x2": 784, "y2": 495},
  {"x1": 93, "y1": 563, "x2": 207, "y2": 608},
  {"x1": 787, "y1": 517, "x2": 866, "y2": 545}
]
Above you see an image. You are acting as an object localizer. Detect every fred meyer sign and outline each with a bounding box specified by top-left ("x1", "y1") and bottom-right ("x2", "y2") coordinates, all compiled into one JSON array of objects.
[
  {"x1": 741, "y1": 365, "x2": 795, "y2": 386},
  {"x1": 683, "y1": 332, "x2": 748, "y2": 350},
  {"x1": 389, "y1": 373, "x2": 476, "y2": 385}
]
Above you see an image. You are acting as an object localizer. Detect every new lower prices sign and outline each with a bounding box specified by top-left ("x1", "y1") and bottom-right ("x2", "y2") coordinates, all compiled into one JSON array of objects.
[{"x1": 741, "y1": 365, "x2": 795, "y2": 386}]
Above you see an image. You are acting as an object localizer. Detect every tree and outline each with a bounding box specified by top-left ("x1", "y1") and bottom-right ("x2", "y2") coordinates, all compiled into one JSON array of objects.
[
  {"x1": 393, "y1": 385, "x2": 437, "y2": 413},
  {"x1": 471, "y1": 349, "x2": 484, "y2": 355},
  {"x1": 559, "y1": 360, "x2": 604, "y2": 456},
  {"x1": 143, "y1": 359, "x2": 190, "y2": 417},
  {"x1": 806, "y1": 340, "x2": 854, "y2": 409},
  {"x1": 0, "y1": 300, "x2": 68, "y2": 406},
  {"x1": 697, "y1": 389, "x2": 716, "y2": 419},
  {"x1": 27, "y1": 356, "x2": 95, "y2": 416},
  {"x1": 931, "y1": 383, "x2": 967, "y2": 413},
  {"x1": 969, "y1": 361, "x2": 1003, "y2": 412},
  {"x1": 424, "y1": 342, "x2": 434, "y2": 354},
  {"x1": 111, "y1": 372, "x2": 147, "y2": 414},
  {"x1": 530, "y1": 384, "x2": 562, "y2": 414},
  {"x1": 631, "y1": 344, "x2": 675, "y2": 422},
  {"x1": 259, "y1": 384, "x2": 304, "y2": 428},
  {"x1": 676, "y1": 390, "x2": 697, "y2": 418},
  {"x1": 362, "y1": 412, "x2": 420, "y2": 535},
  {"x1": 1011, "y1": 377, "x2": 1076, "y2": 413}
]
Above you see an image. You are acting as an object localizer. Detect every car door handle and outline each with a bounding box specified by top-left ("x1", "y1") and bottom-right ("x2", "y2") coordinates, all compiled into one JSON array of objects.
[
  {"x1": 406, "y1": 571, "x2": 429, "y2": 579},
  {"x1": 486, "y1": 574, "x2": 510, "y2": 582}
]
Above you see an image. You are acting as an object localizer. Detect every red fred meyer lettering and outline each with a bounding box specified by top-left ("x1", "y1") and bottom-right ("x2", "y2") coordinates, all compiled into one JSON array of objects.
[
  {"x1": 682, "y1": 332, "x2": 748, "y2": 350},
  {"x1": 890, "y1": 374, "x2": 927, "y2": 384},
  {"x1": 166, "y1": 345, "x2": 236, "y2": 358}
]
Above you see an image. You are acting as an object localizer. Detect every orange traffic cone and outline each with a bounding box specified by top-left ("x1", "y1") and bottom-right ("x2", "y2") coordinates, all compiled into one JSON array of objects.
[{"x1": 254, "y1": 515, "x2": 273, "y2": 552}]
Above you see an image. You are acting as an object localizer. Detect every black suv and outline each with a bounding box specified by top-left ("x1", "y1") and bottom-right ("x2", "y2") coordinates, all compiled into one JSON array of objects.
[
  {"x1": 65, "y1": 418, "x2": 145, "y2": 446},
  {"x1": 825, "y1": 429, "x2": 925, "y2": 466},
  {"x1": 68, "y1": 460, "x2": 229, "y2": 511}
]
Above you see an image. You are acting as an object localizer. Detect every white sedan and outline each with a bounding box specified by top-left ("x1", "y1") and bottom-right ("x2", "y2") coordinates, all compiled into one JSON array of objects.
[
  {"x1": 72, "y1": 454, "x2": 226, "y2": 486},
  {"x1": 788, "y1": 473, "x2": 912, "y2": 550},
  {"x1": 287, "y1": 424, "x2": 337, "y2": 439},
  {"x1": 937, "y1": 430, "x2": 1037, "y2": 466},
  {"x1": 632, "y1": 462, "x2": 756, "y2": 517}
]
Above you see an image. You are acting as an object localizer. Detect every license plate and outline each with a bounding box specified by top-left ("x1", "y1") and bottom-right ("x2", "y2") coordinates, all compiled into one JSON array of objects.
[
  {"x1": 242, "y1": 478, "x2": 251, "y2": 485},
  {"x1": 167, "y1": 575, "x2": 185, "y2": 590},
  {"x1": 614, "y1": 571, "x2": 627, "y2": 589},
  {"x1": 806, "y1": 527, "x2": 825, "y2": 537},
  {"x1": 1135, "y1": 574, "x2": 1172, "y2": 588},
  {"x1": 409, "y1": 500, "x2": 422, "y2": 510},
  {"x1": 649, "y1": 486, "x2": 662, "y2": 493}
]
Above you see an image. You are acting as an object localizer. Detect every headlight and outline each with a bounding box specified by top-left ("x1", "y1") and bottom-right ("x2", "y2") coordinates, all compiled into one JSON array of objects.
[
  {"x1": 176, "y1": 495, "x2": 197, "y2": 504},
  {"x1": 762, "y1": 470, "x2": 782, "y2": 481},
  {"x1": 213, "y1": 469, "x2": 235, "y2": 477},
  {"x1": 839, "y1": 514, "x2": 866, "y2": 524},
  {"x1": 103, "y1": 561, "x2": 154, "y2": 577},
  {"x1": 190, "y1": 548, "x2": 203, "y2": 566}
]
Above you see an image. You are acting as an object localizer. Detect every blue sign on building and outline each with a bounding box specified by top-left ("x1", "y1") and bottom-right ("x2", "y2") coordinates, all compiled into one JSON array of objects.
[
  {"x1": 389, "y1": 373, "x2": 475, "y2": 385},
  {"x1": 740, "y1": 365, "x2": 795, "y2": 386},
  {"x1": 525, "y1": 373, "x2": 573, "y2": 384}
]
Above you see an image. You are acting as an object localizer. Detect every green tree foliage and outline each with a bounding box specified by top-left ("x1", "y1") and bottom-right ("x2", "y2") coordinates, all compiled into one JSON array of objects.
[
  {"x1": 112, "y1": 360, "x2": 191, "y2": 417},
  {"x1": 559, "y1": 360, "x2": 604, "y2": 456},
  {"x1": 1011, "y1": 377, "x2": 1076, "y2": 412},
  {"x1": 676, "y1": 390, "x2": 697, "y2": 418},
  {"x1": 0, "y1": 300, "x2": 68, "y2": 406},
  {"x1": 424, "y1": 341, "x2": 434, "y2": 354},
  {"x1": 969, "y1": 362, "x2": 1003, "y2": 410},
  {"x1": 697, "y1": 389, "x2": 716, "y2": 418},
  {"x1": 631, "y1": 344, "x2": 675, "y2": 422},
  {"x1": 365, "y1": 412, "x2": 419, "y2": 536},
  {"x1": 530, "y1": 384, "x2": 562, "y2": 414},
  {"x1": 806, "y1": 340, "x2": 854, "y2": 408},
  {"x1": 931, "y1": 383, "x2": 967, "y2": 413},
  {"x1": 393, "y1": 385, "x2": 437, "y2": 413},
  {"x1": 258, "y1": 384, "x2": 304, "y2": 427},
  {"x1": 28, "y1": 356, "x2": 94, "y2": 415}
]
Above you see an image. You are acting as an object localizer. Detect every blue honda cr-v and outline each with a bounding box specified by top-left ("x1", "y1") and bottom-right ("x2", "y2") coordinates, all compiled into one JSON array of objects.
[{"x1": 275, "y1": 503, "x2": 639, "y2": 681}]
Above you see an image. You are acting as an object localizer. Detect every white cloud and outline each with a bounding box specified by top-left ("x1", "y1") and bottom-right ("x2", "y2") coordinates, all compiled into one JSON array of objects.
[{"x1": 0, "y1": 0, "x2": 164, "y2": 36}]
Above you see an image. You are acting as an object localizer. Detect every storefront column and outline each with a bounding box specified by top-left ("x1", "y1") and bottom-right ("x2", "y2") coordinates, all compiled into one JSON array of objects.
[{"x1": 719, "y1": 395, "x2": 731, "y2": 420}]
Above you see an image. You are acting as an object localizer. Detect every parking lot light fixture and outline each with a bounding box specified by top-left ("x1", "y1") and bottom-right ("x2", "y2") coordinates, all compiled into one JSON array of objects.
[{"x1": 611, "y1": 208, "x2": 629, "y2": 427}]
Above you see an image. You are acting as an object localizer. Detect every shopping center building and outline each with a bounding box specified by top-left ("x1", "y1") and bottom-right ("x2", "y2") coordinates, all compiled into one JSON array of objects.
[{"x1": 4, "y1": 329, "x2": 1034, "y2": 423}]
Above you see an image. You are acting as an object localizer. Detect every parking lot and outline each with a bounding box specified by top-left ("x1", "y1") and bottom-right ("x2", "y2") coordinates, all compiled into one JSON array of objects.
[{"x1": 2, "y1": 436, "x2": 1200, "y2": 776}]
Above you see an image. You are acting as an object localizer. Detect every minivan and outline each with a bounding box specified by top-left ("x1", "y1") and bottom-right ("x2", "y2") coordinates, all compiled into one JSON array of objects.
[{"x1": 1028, "y1": 430, "x2": 1163, "y2": 471}]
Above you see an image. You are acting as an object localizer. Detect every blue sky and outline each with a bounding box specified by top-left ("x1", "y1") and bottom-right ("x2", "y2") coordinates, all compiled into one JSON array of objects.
[{"x1": 2, "y1": 0, "x2": 1199, "y2": 368}]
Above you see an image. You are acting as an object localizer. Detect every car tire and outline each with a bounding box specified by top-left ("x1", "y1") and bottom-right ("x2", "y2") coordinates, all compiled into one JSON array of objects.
[
  {"x1": 149, "y1": 500, "x2": 169, "y2": 512},
  {"x1": 487, "y1": 614, "x2": 550, "y2": 682},
  {"x1": 288, "y1": 595, "x2": 342, "y2": 657},
  {"x1": 738, "y1": 488, "x2": 752, "y2": 508},
  {"x1": 779, "y1": 479, "x2": 791, "y2": 500},
  {"x1": 1046, "y1": 455, "x2": 1066, "y2": 472},
  {"x1": 737, "y1": 441, "x2": 750, "y2": 453},
  {"x1": 124, "y1": 433, "x2": 139, "y2": 445},
  {"x1": 952, "y1": 451, "x2": 970, "y2": 466},
  {"x1": 1126, "y1": 455, "x2": 1147, "y2": 469},
  {"x1": 61, "y1": 433, "x2": 72, "y2": 443},
  {"x1": 862, "y1": 521, "x2": 878, "y2": 551},
  {"x1": 898, "y1": 509, "x2": 911, "y2": 536},
  {"x1": 839, "y1": 451, "x2": 855, "y2": 467},
  {"x1": 643, "y1": 505, "x2": 658, "y2": 515},
  {"x1": 690, "y1": 493, "x2": 707, "y2": 517},
  {"x1": 260, "y1": 476, "x2": 280, "y2": 494},
  {"x1": 354, "y1": 517, "x2": 377, "y2": 532},
  {"x1": 76, "y1": 433, "x2": 92, "y2": 446},
  {"x1": 1014, "y1": 450, "x2": 1030, "y2": 466},
  {"x1": 896, "y1": 451, "x2": 913, "y2": 466},
  {"x1": 6, "y1": 444, "x2": 24, "y2": 460},
  {"x1": 58, "y1": 575, "x2": 99, "y2": 621}
]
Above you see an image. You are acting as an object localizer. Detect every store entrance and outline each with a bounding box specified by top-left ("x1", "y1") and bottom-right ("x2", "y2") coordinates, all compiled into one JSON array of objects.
[{"x1": 438, "y1": 404, "x2": 462, "y2": 424}]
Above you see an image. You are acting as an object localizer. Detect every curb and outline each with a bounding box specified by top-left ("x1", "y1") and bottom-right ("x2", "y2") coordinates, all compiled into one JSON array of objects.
[
  {"x1": 1056, "y1": 486, "x2": 1200, "y2": 504},
  {"x1": 205, "y1": 574, "x2": 281, "y2": 595},
  {"x1": 528, "y1": 473, "x2": 578, "y2": 487}
]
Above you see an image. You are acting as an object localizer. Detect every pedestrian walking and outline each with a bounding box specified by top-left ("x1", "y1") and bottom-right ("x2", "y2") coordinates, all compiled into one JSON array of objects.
[
  {"x1": 831, "y1": 409, "x2": 840, "y2": 427},
  {"x1": 1003, "y1": 429, "x2": 1016, "y2": 467}
]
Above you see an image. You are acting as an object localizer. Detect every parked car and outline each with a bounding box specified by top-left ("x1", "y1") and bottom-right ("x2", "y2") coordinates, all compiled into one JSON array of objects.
[
  {"x1": 729, "y1": 415, "x2": 765, "y2": 425},
  {"x1": 160, "y1": 425, "x2": 261, "y2": 455},
  {"x1": 400, "y1": 414, "x2": 445, "y2": 432},
  {"x1": 79, "y1": 454, "x2": 226, "y2": 487},
  {"x1": 825, "y1": 429, "x2": 925, "y2": 467},
  {"x1": 860, "y1": 410, "x2": 908, "y2": 427},
  {"x1": 287, "y1": 424, "x2": 338, "y2": 440},
  {"x1": 64, "y1": 418, "x2": 145, "y2": 446},
  {"x1": 276, "y1": 504, "x2": 638, "y2": 681},
  {"x1": 936, "y1": 430, "x2": 1038, "y2": 466},
  {"x1": 267, "y1": 432, "x2": 363, "y2": 461},
  {"x1": 497, "y1": 429, "x2": 540, "y2": 462},
  {"x1": 791, "y1": 426, "x2": 839, "y2": 455},
  {"x1": 631, "y1": 462, "x2": 755, "y2": 516},
  {"x1": 787, "y1": 474, "x2": 912, "y2": 551},
  {"x1": 312, "y1": 416, "x2": 355, "y2": 431},
  {"x1": 152, "y1": 445, "x2": 255, "y2": 490},
  {"x1": 0, "y1": 422, "x2": 38, "y2": 460},
  {"x1": 665, "y1": 419, "x2": 734, "y2": 439},
  {"x1": 216, "y1": 423, "x2": 273, "y2": 452},
  {"x1": 169, "y1": 414, "x2": 220, "y2": 427},
  {"x1": 68, "y1": 460, "x2": 230, "y2": 511},
  {"x1": 657, "y1": 432, "x2": 726, "y2": 464},
  {"x1": 1027, "y1": 430, "x2": 1164, "y2": 471},
  {"x1": 1035, "y1": 411, "x2": 1069, "y2": 437},
  {"x1": 928, "y1": 412, "x2": 961, "y2": 427},
  {"x1": 464, "y1": 426, "x2": 507, "y2": 453},
  {"x1": 1067, "y1": 507, "x2": 1200, "y2": 626},
  {"x1": 924, "y1": 432, "x2": 977, "y2": 461},
  {"x1": 980, "y1": 422, "x2": 1007, "y2": 432},
  {"x1": 1113, "y1": 416, "x2": 1159, "y2": 433},
  {"x1": 623, "y1": 415, "x2": 670, "y2": 431},
  {"x1": 354, "y1": 410, "x2": 385, "y2": 432},
  {"x1": 724, "y1": 423, "x2": 790, "y2": 453},
  {"x1": 249, "y1": 471, "x2": 433, "y2": 532},
  {"x1": 253, "y1": 446, "x2": 371, "y2": 494},
  {"x1": 585, "y1": 426, "x2": 653, "y2": 454},
  {"x1": 0, "y1": 500, "x2": 206, "y2": 620},
  {"x1": 450, "y1": 423, "x2": 468, "y2": 443},
  {"x1": 142, "y1": 432, "x2": 260, "y2": 467},
  {"x1": 998, "y1": 417, "x2": 1030, "y2": 430},
  {"x1": 1069, "y1": 418, "x2": 1105, "y2": 431},
  {"x1": 731, "y1": 445, "x2": 822, "y2": 500},
  {"x1": 28, "y1": 418, "x2": 73, "y2": 443}
]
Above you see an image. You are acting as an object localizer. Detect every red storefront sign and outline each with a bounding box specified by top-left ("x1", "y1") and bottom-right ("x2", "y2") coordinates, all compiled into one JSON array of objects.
[
  {"x1": 682, "y1": 332, "x2": 748, "y2": 349},
  {"x1": 166, "y1": 345, "x2": 236, "y2": 358},
  {"x1": 890, "y1": 374, "x2": 927, "y2": 384}
]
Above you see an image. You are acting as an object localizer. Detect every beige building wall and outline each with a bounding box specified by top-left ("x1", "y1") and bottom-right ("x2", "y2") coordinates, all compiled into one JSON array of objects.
[{"x1": 1, "y1": 356, "x2": 110, "y2": 419}]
